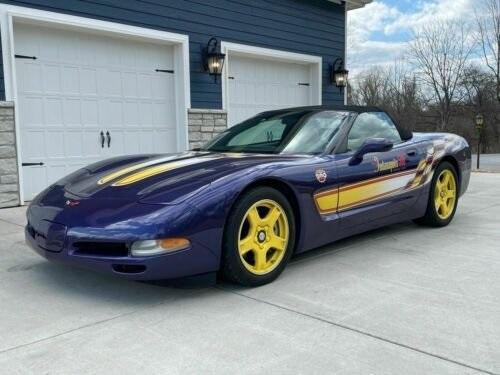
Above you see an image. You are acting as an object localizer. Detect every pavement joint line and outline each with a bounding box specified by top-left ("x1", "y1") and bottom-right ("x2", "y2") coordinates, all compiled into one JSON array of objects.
[
  {"x1": 0, "y1": 296, "x2": 185, "y2": 357},
  {"x1": 0, "y1": 217, "x2": 25, "y2": 228},
  {"x1": 217, "y1": 287, "x2": 499, "y2": 375}
]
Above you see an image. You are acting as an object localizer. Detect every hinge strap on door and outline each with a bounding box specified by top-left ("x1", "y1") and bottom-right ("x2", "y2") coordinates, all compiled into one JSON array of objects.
[
  {"x1": 155, "y1": 69, "x2": 174, "y2": 74},
  {"x1": 15, "y1": 54, "x2": 37, "y2": 60},
  {"x1": 22, "y1": 162, "x2": 44, "y2": 166}
]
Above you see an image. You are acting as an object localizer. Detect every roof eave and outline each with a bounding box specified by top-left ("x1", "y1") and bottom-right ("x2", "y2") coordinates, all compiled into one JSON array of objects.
[{"x1": 328, "y1": 0, "x2": 372, "y2": 11}]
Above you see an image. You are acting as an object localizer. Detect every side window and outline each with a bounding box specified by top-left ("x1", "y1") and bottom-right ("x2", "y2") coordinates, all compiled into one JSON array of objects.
[{"x1": 347, "y1": 112, "x2": 402, "y2": 152}]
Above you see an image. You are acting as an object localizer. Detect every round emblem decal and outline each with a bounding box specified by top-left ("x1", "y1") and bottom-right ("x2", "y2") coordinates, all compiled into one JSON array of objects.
[{"x1": 315, "y1": 169, "x2": 327, "y2": 184}]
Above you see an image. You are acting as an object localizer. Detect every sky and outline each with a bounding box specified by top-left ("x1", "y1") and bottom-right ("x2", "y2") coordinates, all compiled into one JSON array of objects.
[{"x1": 347, "y1": 0, "x2": 476, "y2": 76}]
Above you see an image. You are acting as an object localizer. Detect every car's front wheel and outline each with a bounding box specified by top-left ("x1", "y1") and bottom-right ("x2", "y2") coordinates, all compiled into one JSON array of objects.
[{"x1": 222, "y1": 187, "x2": 296, "y2": 287}]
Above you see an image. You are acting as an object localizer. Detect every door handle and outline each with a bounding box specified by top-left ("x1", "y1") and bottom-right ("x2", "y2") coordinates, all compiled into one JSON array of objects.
[
  {"x1": 406, "y1": 150, "x2": 417, "y2": 157},
  {"x1": 100, "y1": 131, "x2": 105, "y2": 148},
  {"x1": 106, "y1": 131, "x2": 111, "y2": 148}
]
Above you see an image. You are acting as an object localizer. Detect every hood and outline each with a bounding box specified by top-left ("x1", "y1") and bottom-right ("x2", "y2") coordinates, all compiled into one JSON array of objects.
[{"x1": 60, "y1": 152, "x2": 300, "y2": 204}]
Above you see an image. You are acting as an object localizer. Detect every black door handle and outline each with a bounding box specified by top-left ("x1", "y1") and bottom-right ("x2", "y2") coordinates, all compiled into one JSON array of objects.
[
  {"x1": 407, "y1": 150, "x2": 417, "y2": 157},
  {"x1": 106, "y1": 131, "x2": 111, "y2": 148},
  {"x1": 100, "y1": 131, "x2": 105, "y2": 148}
]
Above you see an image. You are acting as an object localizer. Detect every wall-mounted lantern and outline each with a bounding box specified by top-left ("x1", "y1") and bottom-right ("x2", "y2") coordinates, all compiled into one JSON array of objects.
[
  {"x1": 204, "y1": 37, "x2": 226, "y2": 82},
  {"x1": 331, "y1": 58, "x2": 349, "y2": 90}
]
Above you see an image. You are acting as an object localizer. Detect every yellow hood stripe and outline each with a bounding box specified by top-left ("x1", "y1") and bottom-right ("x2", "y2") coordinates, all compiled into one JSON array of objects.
[
  {"x1": 97, "y1": 153, "x2": 198, "y2": 186},
  {"x1": 112, "y1": 155, "x2": 222, "y2": 186}
]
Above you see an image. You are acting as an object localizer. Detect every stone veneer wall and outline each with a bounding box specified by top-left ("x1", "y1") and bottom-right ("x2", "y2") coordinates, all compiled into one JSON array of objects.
[
  {"x1": 0, "y1": 102, "x2": 20, "y2": 208},
  {"x1": 188, "y1": 109, "x2": 227, "y2": 150}
]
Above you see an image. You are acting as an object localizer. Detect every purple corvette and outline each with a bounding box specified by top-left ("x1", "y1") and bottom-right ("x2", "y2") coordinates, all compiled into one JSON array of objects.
[{"x1": 26, "y1": 106, "x2": 471, "y2": 286}]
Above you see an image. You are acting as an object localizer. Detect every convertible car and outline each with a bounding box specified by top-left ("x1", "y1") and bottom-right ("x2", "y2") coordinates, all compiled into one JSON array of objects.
[{"x1": 26, "y1": 106, "x2": 471, "y2": 286}]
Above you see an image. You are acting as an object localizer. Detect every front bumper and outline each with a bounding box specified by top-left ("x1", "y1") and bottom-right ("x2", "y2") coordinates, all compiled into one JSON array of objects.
[{"x1": 25, "y1": 227, "x2": 219, "y2": 281}]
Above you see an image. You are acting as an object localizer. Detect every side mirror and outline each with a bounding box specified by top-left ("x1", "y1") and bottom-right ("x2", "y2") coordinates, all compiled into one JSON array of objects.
[{"x1": 349, "y1": 138, "x2": 393, "y2": 166}]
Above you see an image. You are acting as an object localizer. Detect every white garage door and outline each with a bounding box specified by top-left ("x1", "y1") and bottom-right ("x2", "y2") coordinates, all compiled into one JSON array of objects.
[
  {"x1": 227, "y1": 55, "x2": 315, "y2": 126},
  {"x1": 14, "y1": 22, "x2": 179, "y2": 200}
]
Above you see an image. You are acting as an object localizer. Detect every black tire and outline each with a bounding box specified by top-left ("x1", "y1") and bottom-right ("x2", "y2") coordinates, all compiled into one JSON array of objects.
[
  {"x1": 414, "y1": 161, "x2": 459, "y2": 227},
  {"x1": 221, "y1": 187, "x2": 296, "y2": 287}
]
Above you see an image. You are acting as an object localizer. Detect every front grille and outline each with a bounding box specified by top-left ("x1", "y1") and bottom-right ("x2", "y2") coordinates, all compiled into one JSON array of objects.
[{"x1": 73, "y1": 242, "x2": 129, "y2": 258}]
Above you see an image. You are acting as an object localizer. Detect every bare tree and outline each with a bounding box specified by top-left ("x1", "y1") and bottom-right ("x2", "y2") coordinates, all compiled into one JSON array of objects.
[
  {"x1": 475, "y1": 0, "x2": 500, "y2": 102},
  {"x1": 408, "y1": 21, "x2": 476, "y2": 131},
  {"x1": 349, "y1": 66, "x2": 389, "y2": 107}
]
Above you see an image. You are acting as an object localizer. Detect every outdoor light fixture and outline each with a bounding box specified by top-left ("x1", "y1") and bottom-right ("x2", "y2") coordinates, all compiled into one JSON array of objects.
[
  {"x1": 331, "y1": 57, "x2": 349, "y2": 90},
  {"x1": 475, "y1": 113, "x2": 485, "y2": 170},
  {"x1": 475, "y1": 113, "x2": 485, "y2": 130},
  {"x1": 204, "y1": 37, "x2": 225, "y2": 82}
]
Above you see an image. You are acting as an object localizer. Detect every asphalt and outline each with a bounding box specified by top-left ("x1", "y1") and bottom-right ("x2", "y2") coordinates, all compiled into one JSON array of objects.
[
  {"x1": 473, "y1": 154, "x2": 500, "y2": 173},
  {"x1": 0, "y1": 173, "x2": 499, "y2": 374}
]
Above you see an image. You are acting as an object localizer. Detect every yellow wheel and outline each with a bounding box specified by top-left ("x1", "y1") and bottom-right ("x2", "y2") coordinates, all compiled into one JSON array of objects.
[
  {"x1": 414, "y1": 161, "x2": 459, "y2": 227},
  {"x1": 222, "y1": 187, "x2": 295, "y2": 286},
  {"x1": 433, "y1": 169, "x2": 457, "y2": 220},
  {"x1": 238, "y1": 199, "x2": 289, "y2": 275}
]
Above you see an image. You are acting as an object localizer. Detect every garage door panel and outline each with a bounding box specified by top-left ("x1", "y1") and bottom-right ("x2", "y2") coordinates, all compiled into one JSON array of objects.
[
  {"x1": 15, "y1": 22, "x2": 180, "y2": 200},
  {"x1": 228, "y1": 55, "x2": 315, "y2": 126},
  {"x1": 152, "y1": 74, "x2": 174, "y2": 100},
  {"x1": 63, "y1": 98, "x2": 82, "y2": 126},
  {"x1": 108, "y1": 131, "x2": 125, "y2": 155},
  {"x1": 83, "y1": 132, "x2": 104, "y2": 158},
  {"x1": 19, "y1": 96, "x2": 43, "y2": 127},
  {"x1": 18, "y1": 63, "x2": 42, "y2": 94},
  {"x1": 123, "y1": 130, "x2": 141, "y2": 154},
  {"x1": 154, "y1": 129, "x2": 177, "y2": 153},
  {"x1": 41, "y1": 64, "x2": 61, "y2": 94},
  {"x1": 80, "y1": 68, "x2": 98, "y2": 95},
  {"x1": 22, "y1": 129, "x2": 45, "y2": 159},
  {"x1": 81, "y1": 100, "x2": 99, "y2": 126},
  {"x1": 64, "y1": 130, "x2": 84, "y2": 158},
  {"x1": 139, "y1": 102, "x2": 154, "y2": 126},
  {"x1": 98, "y1": 69, "x2": 122, "y2": 97},
  {"x1": 99, "y1": 99, "x2": 124, "y2": 127},
  {"x1": 44, "y1": 98, "x2": 64, "y2": 126},
  {"x1": 61, "y1": 66, "x2": 80, "y2": 95},
  {"x1": 138, "y1": 74, "x2": 153, "y2": 99},
  {"x1": 22, "y1": 166, "x2": 47, "y2": 201},
  {"x1": 46, "y1": 130, "x2": 65, "y2": 158},
  {"x1": 122, "y1": 72, "x2": 138, "y2": 98},
  {"x1": 46, "y1": 164, "x2": 68, "y2": 186},
  {"x1": 123, "y1": 101, "x2": 140, "y2": 127}
]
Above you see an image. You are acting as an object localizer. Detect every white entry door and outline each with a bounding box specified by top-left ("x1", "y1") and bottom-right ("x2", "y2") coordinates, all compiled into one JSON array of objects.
[
  {"x1": 14, "y1": 22, "x2": 179, "y2": 200},
  {"x1": 227, "y1": 55, "x2": 315, "y2": 126}
]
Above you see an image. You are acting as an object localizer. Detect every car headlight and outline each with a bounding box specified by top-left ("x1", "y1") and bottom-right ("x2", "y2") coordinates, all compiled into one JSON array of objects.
[{"x1": 131, "y1": 238, "x2": 190, "y2": 257}]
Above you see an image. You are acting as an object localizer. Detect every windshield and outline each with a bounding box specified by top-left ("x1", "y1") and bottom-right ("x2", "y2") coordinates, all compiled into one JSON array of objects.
[{"x1": 202, "y1": 110, "x2": 351, "y2": 154}]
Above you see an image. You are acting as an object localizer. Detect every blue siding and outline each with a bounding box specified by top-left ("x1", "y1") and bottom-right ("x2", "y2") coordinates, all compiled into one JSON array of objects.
[{"x1": 0, "y1": 0, "x2": 346, "y2": 107}]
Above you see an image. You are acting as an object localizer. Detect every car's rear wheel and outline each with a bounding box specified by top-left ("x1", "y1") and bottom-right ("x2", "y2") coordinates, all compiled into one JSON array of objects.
[
  {"x1": 414, "y1": 161, "x2": 458, "y2": 227},
  {"x1": 222, "y1": 187, "x2": 296, "y2": 287}
]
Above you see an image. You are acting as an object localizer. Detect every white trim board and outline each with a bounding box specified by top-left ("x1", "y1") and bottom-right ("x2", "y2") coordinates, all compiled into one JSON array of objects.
[
  {"x1": 220, "y1": 41, "x2": 322, "y2": 126},
  {"x1": 0, "y1": 4, "x2": 191, "y2": 204}
]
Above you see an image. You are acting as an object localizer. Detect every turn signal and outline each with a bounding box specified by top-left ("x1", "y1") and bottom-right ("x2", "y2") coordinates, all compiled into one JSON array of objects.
[{"x1": 131, "y1": 238, "x2": 190, "y2": 257}]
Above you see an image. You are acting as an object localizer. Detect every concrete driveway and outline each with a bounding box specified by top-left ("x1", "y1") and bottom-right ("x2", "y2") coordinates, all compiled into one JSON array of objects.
[{"x1": 0, "y1": 173, "x2": 499, "y2": 375}]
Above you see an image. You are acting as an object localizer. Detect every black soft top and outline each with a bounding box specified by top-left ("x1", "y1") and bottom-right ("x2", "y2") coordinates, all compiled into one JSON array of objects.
[{"x1": 259, "y1": 105, "x2": 384, "y2": 117}]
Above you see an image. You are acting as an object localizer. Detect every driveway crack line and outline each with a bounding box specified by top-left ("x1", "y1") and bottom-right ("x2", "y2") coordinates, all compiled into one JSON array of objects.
[{"x1": 217, "y1": 286, "x2": 499, "y2": 375}]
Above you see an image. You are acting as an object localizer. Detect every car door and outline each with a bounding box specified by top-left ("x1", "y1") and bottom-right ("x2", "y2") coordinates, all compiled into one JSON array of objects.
[{"x1": 336, "y1": 112, "x2": 425, "y2": 228}]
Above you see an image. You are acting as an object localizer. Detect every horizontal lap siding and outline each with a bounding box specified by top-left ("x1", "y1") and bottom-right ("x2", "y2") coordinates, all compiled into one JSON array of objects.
[{"x1": 0, "y1": 0, "x2": 345, "y2": 107}]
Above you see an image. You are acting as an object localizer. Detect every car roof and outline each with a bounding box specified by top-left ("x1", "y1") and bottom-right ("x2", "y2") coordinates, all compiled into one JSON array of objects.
[{"x1": 258, "y1": 105, "x2": 384, "y2": 117}]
